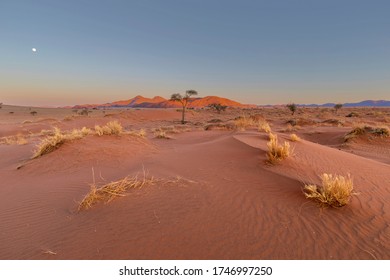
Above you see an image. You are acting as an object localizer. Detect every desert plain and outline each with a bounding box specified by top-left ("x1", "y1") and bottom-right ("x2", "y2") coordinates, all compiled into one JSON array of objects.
[{"x1": 0, "y1": 104, "x2": 389, "y2": 260}]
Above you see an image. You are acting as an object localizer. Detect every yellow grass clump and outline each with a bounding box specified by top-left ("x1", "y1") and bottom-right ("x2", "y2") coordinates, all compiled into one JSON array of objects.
[
  {"x1": 32, "y1": 128, "x2": 67, "y2": 158},
  {"x1": 78, "y1": 171, "x2": 154, "y2": 210},
  {"x1": 125, "y1": 128, "x2": 147, "y2": 138},
  {"x1": 266, "y1": 133, "x2": 291, "y2": 164},
  {"x1": 153, "y1": 128, "x2": 171, "y2": 139},
  {"x1": 290, "y1": 133, "x2": 300, "y2": 142},
  {"x1": 32, "y1": 127, "x2": 92, "y2": 158},
  {"x1": 71, "y1": 127, "x2": 92, "y2": 139},
  {"x1": 304, "y1": 173, "x2": 356, "y2": 207},
  {"x1": 258, "y1": 120, "x2": 271, "y2": 133},
  {"x1": 234, "y1": 116, "x2": 256, "y2": 131},
  {"x1": 94, "y1": 121, "x2": 123, "y2": 136}
]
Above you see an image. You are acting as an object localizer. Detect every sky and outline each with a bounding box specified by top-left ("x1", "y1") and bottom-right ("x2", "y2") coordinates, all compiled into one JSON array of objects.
[{"x1": 1, "y1": 0, "x2": 389, "y2": 106}]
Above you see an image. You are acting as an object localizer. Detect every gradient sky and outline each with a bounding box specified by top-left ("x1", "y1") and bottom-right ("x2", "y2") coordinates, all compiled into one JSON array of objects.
[{"x1": 1, "y1": 0, "x2": 389, "y2": 106}]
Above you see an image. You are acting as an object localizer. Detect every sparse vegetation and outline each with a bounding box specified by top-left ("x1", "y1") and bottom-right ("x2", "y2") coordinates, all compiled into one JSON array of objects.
[
  {"x1": 346, "y1": 112, "x2": 359, "y2": 118},
  {"x1": 170, "y1": 90, "x2": 198, "y2": 124},
  {"x1": 286, "y1": 103, "x2": 297, "y2": 115},
  {"x1": 372, "y1": 126, "x2": 390, "y2": 137},
  {"x1": 79, "y1": 108, "x2": 89, "y2": 116},
  {"x1": 94, "y1": 121, "x2": 123, "y2": 136},
  {"x1": 30, "y1": 111, "x2": 38, "y2": 116},
  {"x1": 266, "y1": 133, "x2": 291, "y2": 164},
  {"x1": 63, "y1": 115, "x2": 74, "y2": 121},
  {"x1": 344, "y1": 124, "x2": 389, "y2": 141},
  {"x1": 304, "y1": 173, "x2": 356, "y2": 207},
  {"x1": 204, "y1": 123, "x2": 236, "y2": 131},
  {"x1": 208, "y1": 103, "x2": 228, "y2": 114}
]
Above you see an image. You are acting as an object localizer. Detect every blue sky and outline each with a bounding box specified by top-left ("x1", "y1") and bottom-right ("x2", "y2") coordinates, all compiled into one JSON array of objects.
[{"x1": 1, "y1": 0, "x2": 389, "y2": 106}]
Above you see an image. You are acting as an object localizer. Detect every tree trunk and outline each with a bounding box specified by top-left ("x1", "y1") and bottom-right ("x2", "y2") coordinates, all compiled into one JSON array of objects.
[{"x1": 181, "y1": 107, "x2": 185, "y2": 124}]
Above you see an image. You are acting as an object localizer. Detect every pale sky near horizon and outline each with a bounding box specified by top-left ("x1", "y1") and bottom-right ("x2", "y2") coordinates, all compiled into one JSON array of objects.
[{"x1": 1, "y1": 0, "x2": 389, "y2": 106}]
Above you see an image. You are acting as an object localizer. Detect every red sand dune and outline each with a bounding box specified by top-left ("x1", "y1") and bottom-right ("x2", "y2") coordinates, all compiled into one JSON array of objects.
[
  {"x1": 72, "y1": 95, "x2": 255, "y2": 109},
  {"x1": 0, "y1": 106, "x2": 389, "y2": 259}
]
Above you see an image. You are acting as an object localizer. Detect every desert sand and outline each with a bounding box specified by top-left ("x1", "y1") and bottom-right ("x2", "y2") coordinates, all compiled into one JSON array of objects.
[{"x1": 0, "y1": 104, "x2": 389, "y2": 259}]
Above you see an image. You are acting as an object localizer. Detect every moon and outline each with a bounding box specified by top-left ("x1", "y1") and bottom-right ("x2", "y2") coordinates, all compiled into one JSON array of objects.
[{"x1": 32, "y1": 48, "x2": 37, "y2": 52}]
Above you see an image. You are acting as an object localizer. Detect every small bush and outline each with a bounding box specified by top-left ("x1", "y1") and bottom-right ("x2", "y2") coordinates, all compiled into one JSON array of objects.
[
  {"x1": 344, "y1": 124, "x2": 389, "y2": 141},
  {"x1": 372, "y1": 127, "x2": 389, "y2": 137},
  {"x1": 304, "y1": 173, "x2": 356, "y2": 207},
  {"x1": 266, "y1": 133, "x2": 291, "y2": 164}
]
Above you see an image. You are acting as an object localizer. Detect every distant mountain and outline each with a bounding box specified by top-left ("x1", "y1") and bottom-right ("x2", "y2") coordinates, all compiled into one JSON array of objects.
[
  {"x1": 298, "y1": 100, "x2": 390, "y2": 107},
  {"x1": 73, "y1": 95, "x2": 255, "y2": 109}
]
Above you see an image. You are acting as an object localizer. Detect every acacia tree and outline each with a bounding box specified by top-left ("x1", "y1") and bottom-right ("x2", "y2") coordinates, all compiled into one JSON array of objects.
[
  {"x1": 334, "y1": 103, "x2": 343, "y2": 114},
  {"x1": 286, "y1": 103, "x2": 297, "y2": 115},
  {"x1": 170, "y1": 90, "x2": 198, "y2": 124}
]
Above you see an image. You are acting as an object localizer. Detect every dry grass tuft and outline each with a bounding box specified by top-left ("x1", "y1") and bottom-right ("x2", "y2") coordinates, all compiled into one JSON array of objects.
[
  {"x1": 153, "y1": 128, "x2": 171, "y2": 139},
  {"x1": 78, "y1": 170, "x2": 154, "y2": 211},
  {"x1": 234, "y1": 116, "x2": 256, "y2": 131},
  {"x1": 290, "y1": 133, "x2": 300, "y2": 142},
  {"x1": 257, "y1": 120, "x2": 271, "y2": 133},
  {"x1": 266, "y1": 133, "x2": 291, "y2": 164},
  {"x1": 32, "y1": 127, "x2": 92, "y2": 158},
  {"x1": 70, "y1": 127, "x2": 92, "y2": 139},
  {"x1": 63, "y1": 115, "x2": 74, "y2": 121},
  {"x1": 125, "y1": 128, "x2": 147, "y2": 138},
  {"x1": 0, "y1": 134, "x2": 28, "y2": 145},
  {"x1": 304, "y1": 173, "x2": 357, "y2": 207},
  {"x1": 32, "y1": 128, "x2": 67, "y2": 158},
  {"x1": 94, "y1": 121, "x2": 123, "y2": 136}
]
